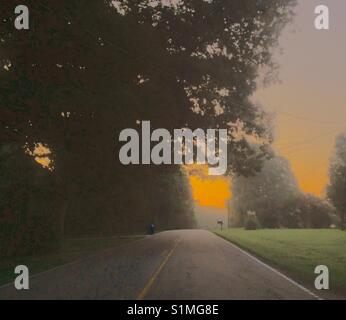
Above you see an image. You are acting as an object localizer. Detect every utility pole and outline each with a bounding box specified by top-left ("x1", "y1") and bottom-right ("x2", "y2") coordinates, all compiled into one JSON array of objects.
[{"x1": 227, "y1": 200, "x2": 231, "y2": 229}]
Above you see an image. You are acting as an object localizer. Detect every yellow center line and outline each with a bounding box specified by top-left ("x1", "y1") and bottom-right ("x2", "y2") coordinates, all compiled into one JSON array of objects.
[{"x1": 137, "y1": 237, "x2": 182, "y2": 300}]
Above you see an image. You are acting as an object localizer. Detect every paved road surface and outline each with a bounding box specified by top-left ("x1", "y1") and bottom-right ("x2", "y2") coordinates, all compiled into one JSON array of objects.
[{"x1": 0, "y1": 230, "x2": 319, "y2": 300}]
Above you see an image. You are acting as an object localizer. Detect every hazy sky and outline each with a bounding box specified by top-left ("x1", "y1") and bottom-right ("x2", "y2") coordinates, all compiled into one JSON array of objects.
[{"x1": 190, "y1": 0, "x2": 346, "y2": 208}]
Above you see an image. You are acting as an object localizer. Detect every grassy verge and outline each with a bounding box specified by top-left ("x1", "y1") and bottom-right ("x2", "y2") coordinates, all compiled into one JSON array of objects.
[
  {"x1": 215, "y1": 229, "x2": 346, "y2": 294},
  {"x1": 0, "y1": 235, "x2": 144, "y2": 286}
]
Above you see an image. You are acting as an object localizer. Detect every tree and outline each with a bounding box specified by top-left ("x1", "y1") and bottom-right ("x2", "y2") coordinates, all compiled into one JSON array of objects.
[
  {"x1": 1, "y1": 0, "x2": 297, "y2": 173},
  {"x1": 0, "y1": 144, "x2": 60, "y2": 257},
  {"x1": 327, "y1": 133, "x2": 346, "y2": 230},
  {"x1": 119, "y1": 0, "x2": 297, "y2": 175},
  {"x1": 230, "y1": 153, "x2": 336, "y2": 229},
  {"x1": 281, "y1": 193, "x2": 335, "y2": 229},
  {"x1": 230, "y1": 155, "x2": 300, "y2": 228},
  {"x1": 0, "y1": 1, "x2": 297, "y2": 252}
]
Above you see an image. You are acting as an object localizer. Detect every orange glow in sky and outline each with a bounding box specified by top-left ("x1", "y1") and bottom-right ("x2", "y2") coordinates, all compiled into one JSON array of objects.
[
  {"x1": 188, "y1": 0, "x2": 346, "y2": 209},
  {"x1": 189, "y1": 174, "x2": 231, "y2": 209}
]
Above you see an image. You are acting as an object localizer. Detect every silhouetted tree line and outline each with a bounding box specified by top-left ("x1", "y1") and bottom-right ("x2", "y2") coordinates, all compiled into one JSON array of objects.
[
  {"x1": 230, "y1": 154, "x2": 341, "y2": 229},
  {"x1": 0, "y1": 0, "x2": 296, "y2": 256}
]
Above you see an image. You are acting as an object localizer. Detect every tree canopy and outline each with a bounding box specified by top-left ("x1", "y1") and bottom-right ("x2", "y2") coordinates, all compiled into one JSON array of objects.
[
  {"x1": 1, "y1": 0, "x2": 296, "y2": 172},
  {"x1": 0, "y1": 0, "x2": 297, "y2": 256}
]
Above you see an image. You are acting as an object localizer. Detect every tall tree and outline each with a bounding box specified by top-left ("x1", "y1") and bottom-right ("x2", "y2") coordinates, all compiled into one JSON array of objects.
[
  {"x1": 0, "y1": 1, "x2": 297, "y2": 246},
  {"x1": 1, "y1": 0, "x2": 297, "y2": 173},
  {"x1": 119, "y1": 0, "x2": 297, "y2": 175},
  {"x1": 327, "y1": 133, "x2": 346, "y2": 230},
  {"x1": 230, "y1": 155, "x2": 300, "y2": 228}
]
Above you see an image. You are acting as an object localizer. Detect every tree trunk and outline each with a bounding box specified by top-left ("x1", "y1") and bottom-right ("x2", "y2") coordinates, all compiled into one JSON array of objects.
[
  {"x1": 59, "y1": 200, "x2": 69, "y2": 239},
  {"x1": 341, "y1": 212, "x2": 345, "y2": 231}
]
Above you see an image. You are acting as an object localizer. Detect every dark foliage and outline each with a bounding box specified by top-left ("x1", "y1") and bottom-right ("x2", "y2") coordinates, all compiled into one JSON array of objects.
[{"x1": 0, "y1": 1, "x2": 296, "y2": 256}]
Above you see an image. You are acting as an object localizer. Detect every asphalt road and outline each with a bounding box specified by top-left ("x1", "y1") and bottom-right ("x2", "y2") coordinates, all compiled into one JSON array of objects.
[{"x1": 0, "y1": 230, "x2": 319, "y2": 300}]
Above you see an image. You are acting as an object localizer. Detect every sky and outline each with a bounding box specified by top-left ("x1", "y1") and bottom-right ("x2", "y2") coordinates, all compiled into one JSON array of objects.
[{"x1": 190, "y1": 0, "x2": 346, "y2": 209}]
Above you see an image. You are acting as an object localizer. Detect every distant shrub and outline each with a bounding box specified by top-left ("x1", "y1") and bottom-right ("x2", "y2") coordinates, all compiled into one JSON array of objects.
[
  {"x1": 244, "y1": 219, "x2": 258, "y2": 230},
  {"x1": 244, "y1": 211, "x2": 260, "y2": 230}
]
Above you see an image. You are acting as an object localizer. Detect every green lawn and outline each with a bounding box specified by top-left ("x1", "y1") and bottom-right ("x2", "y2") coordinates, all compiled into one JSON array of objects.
[
  {"x1": 215, "y1": 229, "x2": 346, "y2": 294},
  {"x1": 0, "y1": 235, "x2": 144, "y2": 286}
]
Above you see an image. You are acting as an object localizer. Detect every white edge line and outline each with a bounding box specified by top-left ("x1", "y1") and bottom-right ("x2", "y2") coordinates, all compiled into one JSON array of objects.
[{"x1": 218, "y1": 235, "x2": 323, "y2": 300}]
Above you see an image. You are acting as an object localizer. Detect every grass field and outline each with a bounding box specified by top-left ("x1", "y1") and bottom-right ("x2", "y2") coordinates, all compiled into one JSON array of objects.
[
  {"x1": 0, "y1": 235, "x2": 144, "y2": 286},
  {"x1": 215, "y1": 229, "x2": 346, "y2": 295}
]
